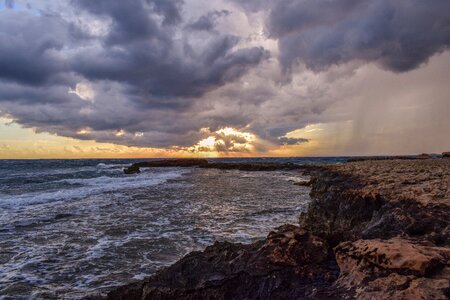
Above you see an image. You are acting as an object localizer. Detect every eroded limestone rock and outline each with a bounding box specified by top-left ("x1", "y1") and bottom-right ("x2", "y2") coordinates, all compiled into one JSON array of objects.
[{"x1": 335, "y1": 237, "x2": 450, "y2": 299}]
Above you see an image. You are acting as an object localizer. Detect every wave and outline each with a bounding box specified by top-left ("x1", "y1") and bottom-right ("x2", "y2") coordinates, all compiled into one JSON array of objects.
[
  {"x1": 96, "y1": 163, "x2": 129, "y2": 169},
  {"x1": 0, "y1": 170, "x2": 185, "y2": 209}
]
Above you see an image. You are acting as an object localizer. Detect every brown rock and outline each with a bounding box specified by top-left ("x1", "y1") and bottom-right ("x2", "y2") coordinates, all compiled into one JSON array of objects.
[
  {"x1": 443, "y1": 152, "x2": 450, "y2": 158},
  {"x1": 335, "y1": 238, "x2": 450, "y2": 299},
  {"x1": 300, "y1": 159, "x2": 450, "y2": 245},
  {"x1": 416, "y1": 153, "x2": 432, "y2": 159}
]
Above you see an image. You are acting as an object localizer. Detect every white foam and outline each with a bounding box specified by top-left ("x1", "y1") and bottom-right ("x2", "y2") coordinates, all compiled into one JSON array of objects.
[
  {"x1": 96, "y1": 163, "x2": 128, "y2": 169},
  {"x1": 0, "y1": 170, "x2": 184, "y2": 208},
  {"x1": 283, "y1": 175, "x2": 310, "y2": 184}
]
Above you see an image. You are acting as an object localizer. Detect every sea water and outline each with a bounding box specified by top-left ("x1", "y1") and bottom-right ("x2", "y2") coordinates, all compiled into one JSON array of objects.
[{"x1": 0, "y1": 157, "x2": 346, "y2": 299}]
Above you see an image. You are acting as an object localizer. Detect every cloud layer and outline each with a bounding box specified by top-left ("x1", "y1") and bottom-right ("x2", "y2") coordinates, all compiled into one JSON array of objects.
[
  {"x1": 0, "y1": 0, "x2": 449, "y2": 154},
  {"x1": 267, "y1": 0, "x2": 450, "y2": 72}
]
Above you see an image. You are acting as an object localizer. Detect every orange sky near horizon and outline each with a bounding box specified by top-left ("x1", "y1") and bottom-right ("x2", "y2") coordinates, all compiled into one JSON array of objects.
[{"x1": 2, "y1": 118, "x2": 447, "y2": 159}]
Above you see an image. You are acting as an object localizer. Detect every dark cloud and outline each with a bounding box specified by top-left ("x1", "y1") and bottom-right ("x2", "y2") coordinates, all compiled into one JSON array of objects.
[
  {"x1": 186, "y1": 10, "x2": 230, "y2": 31},
  {"x1": 149, "y1": 0, "x2": 184, "y2": 26},
  {"x1": 0, "y1": 0, "x2": 448, "y2": 153},
  {"x1": 73, "y1": 0, "x2": 177, "y2": 44},
  {"x1": 0, "y1": 11, "x2": 70, "y2": 86},
  {"x1": 278, "y1": 137, "x2": 309, "y2": 145},
  {"x1": 71, "y1": 0, "x2": 268, "y2": 99},
  {"x1": 71, "y1": 37, "x2": 268, "y2": 98},
  {"x1": 0, "y1": 0, "x2": 269, "y2": 148},
  {"x1": 268, "y1": 0, "x2": 450, "y2": 72}
]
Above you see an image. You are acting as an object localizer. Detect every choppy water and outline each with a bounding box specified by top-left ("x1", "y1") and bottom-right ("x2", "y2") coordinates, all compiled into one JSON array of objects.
[{"x1": 0, "y1": 158, "x2": 346, "y2": 299}]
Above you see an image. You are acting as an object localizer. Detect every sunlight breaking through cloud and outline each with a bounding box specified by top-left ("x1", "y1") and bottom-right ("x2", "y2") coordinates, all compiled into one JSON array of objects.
[{"x1": 186, "y1": 127, "x2": 257, "y2": 154}]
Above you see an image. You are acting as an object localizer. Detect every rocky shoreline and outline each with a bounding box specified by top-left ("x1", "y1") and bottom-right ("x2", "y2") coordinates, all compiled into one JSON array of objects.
[{"x1": 103, "y1": 158, "x2": 449, "y2": 299}]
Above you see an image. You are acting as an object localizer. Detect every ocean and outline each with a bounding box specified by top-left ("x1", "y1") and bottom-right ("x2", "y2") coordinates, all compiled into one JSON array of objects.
[{"x1": 0, "y1": 157, "x2": 347, "y2": 299}]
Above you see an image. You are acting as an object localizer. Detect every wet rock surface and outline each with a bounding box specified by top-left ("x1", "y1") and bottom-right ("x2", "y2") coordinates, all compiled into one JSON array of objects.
[
  {"x1": 124, "y1": 165, "x2": 141, "y2": 174},
  {"x1": 107, "y1": 159, "x2": 449, "y2": 299}
]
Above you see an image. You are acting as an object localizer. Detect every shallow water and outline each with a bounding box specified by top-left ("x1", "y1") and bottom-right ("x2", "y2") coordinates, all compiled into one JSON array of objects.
[{"x1": 0, "y1": 158, "x2": 343, "y2": 299}]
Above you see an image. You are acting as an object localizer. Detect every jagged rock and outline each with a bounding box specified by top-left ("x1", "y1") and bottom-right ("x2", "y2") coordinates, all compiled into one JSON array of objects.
[
  {"x1": 443, "y1": 152, "x2": 450, "y2": 158},
  {"x1": 105, "y1": 225, "x2": 348, "y2": 299},
  {"x1": 335, "y1": 237, "x2": 450, "y2": 299}
]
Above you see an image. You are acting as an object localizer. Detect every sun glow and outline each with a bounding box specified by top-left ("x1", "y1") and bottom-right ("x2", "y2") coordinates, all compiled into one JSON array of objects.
[{"x1": 186, "y1": 127, "x2": 258, "y2": 156}]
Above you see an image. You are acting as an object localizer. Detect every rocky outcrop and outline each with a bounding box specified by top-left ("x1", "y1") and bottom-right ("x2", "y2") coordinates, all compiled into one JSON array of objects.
[
  {"x1": 300, "y1": 159, "x2": 449, "y2": 246},
  {"x1": 124, "y1": 159, "x2": 307, "y2": 174},
  {"x1": 124, "y1": 165, "x2": 141, "y2": 174},
  {"x1": 416, "y1": 153, "x2": 432, "y2": 159},
  {"x1": 348, "y1": 154, "x2": 437, "y2": 162},
  {"x1": 348, "y1": 156, "x2": 411, "y2": 162},
  {"x1": 133, "y1": 159, "x2": 209, "y2": 168},
  {"x1": 300, "y1": 159, "x2": 450, "y2": 298},
  {"x1": 443, "y1": 152, "x2": 450, "y2": 158},
  {"x1": 106, "y1": 225, "x2": 349, "y2": 300},
  {"x1": 109, "y1": 159, "x2": 449, "y2": 299}
]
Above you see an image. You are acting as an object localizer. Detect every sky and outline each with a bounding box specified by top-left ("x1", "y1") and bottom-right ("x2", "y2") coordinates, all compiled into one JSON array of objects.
[{"x1": 0, "y1": 0, "x2": 449, "y2": 159}]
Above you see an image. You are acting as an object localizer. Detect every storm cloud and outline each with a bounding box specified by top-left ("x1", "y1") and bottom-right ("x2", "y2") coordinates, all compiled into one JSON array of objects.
[
  {"x1": 0, "y1": 0, "x2": 449, "y2": 153},
  {"x1": 186, "y1": 10, "x2": 231, "y2": 31},
  {"x1": 278, "y1": 137, "x2": 309, "y2": 146},
  {"x1": 267, "y1": 0, "x2": 450, "y2": 72}
]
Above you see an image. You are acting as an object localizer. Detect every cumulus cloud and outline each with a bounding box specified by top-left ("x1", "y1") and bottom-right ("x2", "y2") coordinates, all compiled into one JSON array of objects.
[{"x1": 0, "y1": 0, "x2": 449, "y2": 154}]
